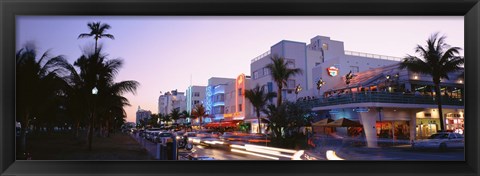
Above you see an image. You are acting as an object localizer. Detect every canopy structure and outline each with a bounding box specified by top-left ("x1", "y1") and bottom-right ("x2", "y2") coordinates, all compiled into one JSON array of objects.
[
  {"x1": 325, "y1": 118, "x2": 363, "y2": 127},
  {"x1": 204, "y1": 120, "x2": 241, "y2": 128},
  {"x1": 312, "y1": 118, "x2": 334, "y2": 127}
]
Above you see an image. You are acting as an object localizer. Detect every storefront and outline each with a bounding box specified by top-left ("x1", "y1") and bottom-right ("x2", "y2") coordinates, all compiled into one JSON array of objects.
[
  {"x1": 375, "y1": 121, "x2": 410, "y2": 140},
  {"x1": 415, "y1": 118, "x2": 440, "y2": 139},
  {"x1": 445, "y1": 112, "x2": 464, "y2": 134}
]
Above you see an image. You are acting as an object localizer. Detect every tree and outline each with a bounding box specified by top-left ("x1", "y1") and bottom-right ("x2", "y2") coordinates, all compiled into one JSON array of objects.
[
  {"x1": 244, "y1": 84, "x2": 275, "y2": 134},
  {"x1": 78, "y1": 22, "x2": 115, "y2": 52},
  {"x1": 265, "y1": 55, "x2": 303, "y2": 107},
  {"x1": 400, "y1": 33, "x2": 464, "y2": 131},
  {"x1": 59, "y1": 46, "x2": 138, "y2": 150},
  {"x1": 191, "y1": 104, "x2": 208, "y2": 130},
  {"x1": 16, "y1": 44, "x2": 67, "y2": 157},
  {"x1": 180, "y1": 110, "x2": 190, "y2": 125},
  {"x1": 170, "y1": 109, "x2": 181, "y2": 124}
]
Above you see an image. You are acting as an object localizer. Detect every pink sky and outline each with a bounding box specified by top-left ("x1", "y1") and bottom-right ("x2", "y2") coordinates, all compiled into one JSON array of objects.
[{"x1": 16, "y1": 16, "x2": 464, "y2": 123}]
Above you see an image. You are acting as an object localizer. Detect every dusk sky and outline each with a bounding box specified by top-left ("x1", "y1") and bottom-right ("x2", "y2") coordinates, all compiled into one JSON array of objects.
[{"x1": 16, "y1": 16, "x2": 464, "y2": 123}]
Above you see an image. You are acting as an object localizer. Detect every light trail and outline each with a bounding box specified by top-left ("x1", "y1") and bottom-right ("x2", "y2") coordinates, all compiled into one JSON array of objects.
[
  {"x1": 244, "y1": 144, "x2": 298, "y2": 154},
  {"x1": 231, "y1": 149, "x2": 280, "y2": 160},
  {"x1": 326, "y1": 150, "x2": 344, "y2": 160}
]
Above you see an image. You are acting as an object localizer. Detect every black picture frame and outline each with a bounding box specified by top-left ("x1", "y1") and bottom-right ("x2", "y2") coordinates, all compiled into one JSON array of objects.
[{"x1": 1, "y1": 0, "x2": 479, "y2": 176}]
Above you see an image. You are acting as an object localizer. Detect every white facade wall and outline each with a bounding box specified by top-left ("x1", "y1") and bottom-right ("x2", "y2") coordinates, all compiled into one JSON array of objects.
[
  {"x1": 158, "y1": 91, "x2": 187, "y2": 115},
  {"x1": 251, "y1": 36, "x2": 400, "y2": 102},
  {"x1": 136, "y1": 107, "x2": 152, "y2": 125},
  {"x1": 186, "y1": 86, "x2": 206, "y2": 113}
]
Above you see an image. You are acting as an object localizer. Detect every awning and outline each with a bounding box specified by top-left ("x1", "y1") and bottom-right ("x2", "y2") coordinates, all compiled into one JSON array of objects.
[
  {"x1": 325, "y1": 118, "x2": 362, "y2": 127},
  {"x1": 204, "y1": 121, "x2": 240, "y2": 128},
  {"x1": 312, "y1": 118, "x2": 334, "y2": 127}
]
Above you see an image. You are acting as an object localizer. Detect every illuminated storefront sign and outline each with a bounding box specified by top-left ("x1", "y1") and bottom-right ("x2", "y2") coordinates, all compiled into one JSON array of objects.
[
  {"x1": 224, "y1": 112, "x2": 241, "y2": 118},
  {"x1": 327, "y1": 66, "x2": 339, "y2": 77}
]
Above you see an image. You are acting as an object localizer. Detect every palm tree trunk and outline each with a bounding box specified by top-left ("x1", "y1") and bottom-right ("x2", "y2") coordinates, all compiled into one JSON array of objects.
[
  {"x1": 19, "y1": 113, "x2": 30, "y2": 159},
  {"x1": 277, "y1": 85, "x2": 283, "y2": 107},
  {"x1": 88, "y1": 112, "x2": 94, "y2": 151},
  {"x1": 434, "y1": 83, "x2": 445, "y2": 131},
  {"x1": 256, "y1": 109, "x2": 261, "y2": 134}
]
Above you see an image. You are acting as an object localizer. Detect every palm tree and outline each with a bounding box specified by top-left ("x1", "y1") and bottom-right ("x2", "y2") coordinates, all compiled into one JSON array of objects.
[
  {"x1": 59, "y1": 46, "x2": 138, "y2": 150},
  {"x1": 170, "y1": 109, "x2": 181, "y2": 125},
  {"x1": 400, "y1": 33, "x2": 464, "y2": 131},
  {"x1": 265, "y1": 55, "x2": 303, "y2": 107},
  {"x1": 16, "y1": 44, "x2": 67, "y2": 157},
  {"x1": 78, "y1": 22, "x2": 115, "y2": 52},
  {"x1": 191, "y1": 104, "x2": 208, "y2": 130},
  {"x1": 244, "y1": 84, "x2": 276, "y2": 134},
  {"x1": 180, "y1": 110, "x2": 190, "y2": 125}
]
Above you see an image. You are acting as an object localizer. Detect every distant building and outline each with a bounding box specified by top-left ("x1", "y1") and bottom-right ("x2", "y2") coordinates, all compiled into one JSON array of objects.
[
  {"x1": 136, "y1": 106, "x2": 152, "y2": 125},
  {"x1": 158, "y1": 90, "x2": 187, "y2": 115}
]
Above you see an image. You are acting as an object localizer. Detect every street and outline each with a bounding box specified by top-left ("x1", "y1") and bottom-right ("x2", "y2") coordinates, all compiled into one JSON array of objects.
[{"x1": 131, "y1": 134, "x2": 272, "y2": 160}]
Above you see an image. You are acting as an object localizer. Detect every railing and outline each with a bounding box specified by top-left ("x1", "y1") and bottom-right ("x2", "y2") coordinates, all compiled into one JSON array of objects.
[
  {"x1": 251, "y1": 50, "x2": 271, "y2": 63},
  {"x1": 297, "y1": 92, "x2": 464, "y2": 109},
  {"x1": 345, "y1": 50, "x2": 403, "y2": 62}
]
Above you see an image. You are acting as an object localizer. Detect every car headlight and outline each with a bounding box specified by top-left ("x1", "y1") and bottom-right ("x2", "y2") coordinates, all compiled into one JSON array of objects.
[{"x1": 176, "y1": 136, "x2": 181, "y2": 140}]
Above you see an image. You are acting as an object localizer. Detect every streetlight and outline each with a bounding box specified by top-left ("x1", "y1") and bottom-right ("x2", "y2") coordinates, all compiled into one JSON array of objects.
[
  {"x1": 295, "y1": 84, "x2": 302, "y2": 100},
  {"x1": 316, "y1": 78, "x2": 326, "y2": 96},
  {"x1": 88, "y1": 86, "x2": 98, "y2": 151},
  {"x1": 345, "y1": 71, "x2": 354, "y2": 86}
]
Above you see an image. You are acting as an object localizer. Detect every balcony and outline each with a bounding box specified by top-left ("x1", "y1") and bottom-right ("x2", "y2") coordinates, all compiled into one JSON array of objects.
[
  {"x1": 344, "y1": 50, "x2": 403, "y2": 62},
  {"x1": 298, "y1": 92, "x2": 464, "y2": 109}
]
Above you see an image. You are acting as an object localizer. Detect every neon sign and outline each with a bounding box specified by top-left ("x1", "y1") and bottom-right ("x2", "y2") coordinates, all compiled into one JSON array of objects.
[{"x1": 327, "y1": 66, "x2": 339, "y2": 77}]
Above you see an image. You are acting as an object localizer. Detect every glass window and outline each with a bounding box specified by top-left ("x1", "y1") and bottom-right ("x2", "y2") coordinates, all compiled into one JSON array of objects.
[
  {"x1": 238, "y1": 104, "x2": 242, "y2": 112},
  {"x1": 286, "y1": 59, "x2": 295, "y2": 69},
  {"x1": 350, "y1": 66, "x2": 359, "y2": 73},
  {"x1": 253, "y1": 71, "x2": 259, "y2": 79},
  {"x1": 238, "y1": 88, "x2": 242, "y2": 96},
  {"x1": 194, "y1": 92, "x2": 200, "y2": 97},
  {"x1": 263, "y1": 67, "x2": 270, "y2": 76}
]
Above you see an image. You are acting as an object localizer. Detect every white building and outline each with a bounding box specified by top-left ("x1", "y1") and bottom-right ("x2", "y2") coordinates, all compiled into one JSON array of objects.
[
  {"x1": 186, "y1": 85, "x2": 206, "y2": 114},
  {"x1": 158, "y1": 90, "x2": 186, "y2": 115},
  {"x1": 250, "y1": 35, "x2": 400, "y2": 103},
  {"x1": 136, "y1": 106, "x2": 152, "y2": 125}
]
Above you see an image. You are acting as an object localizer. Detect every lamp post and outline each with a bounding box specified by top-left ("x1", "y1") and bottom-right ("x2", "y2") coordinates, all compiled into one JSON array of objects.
[
  {"x1": 88, "y1": 86, "x2": 98, "y2": 151},
  {"x1": 295, "y1": 84, "x2": 302, "y2": 101},
  {"x1": 316, "y1": 78, "x2": 326, "y2": 96}
]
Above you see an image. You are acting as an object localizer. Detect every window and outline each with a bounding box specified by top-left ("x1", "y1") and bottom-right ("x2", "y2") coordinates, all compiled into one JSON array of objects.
[
  {"x1": 193, "y1": 100, "x2": 200, "y2": 105},
  {"x1": 194, "y1": 92, "x2": 200, "y2": 97},
  {"x1": 315, "y1": 62, "x2": 321, "y2": 66},
  {"x1": 286, "y1": 59, "x2": 295, "y2": 69},
  {"x1": 350, "y1": 66, "x2": 359, "y2": 73},
  {"x1": 263, "y1": 67, "x2": 270, "y2": 76},
  {"x1": 238, "y1": 88, "x2": 242, "y2": 96},
  {"x1": 238, "y1": 104, "x2": 242, "y2": 112},
  {"x1": 253, "y1": 71, "x2": 259, "y2": 79}
]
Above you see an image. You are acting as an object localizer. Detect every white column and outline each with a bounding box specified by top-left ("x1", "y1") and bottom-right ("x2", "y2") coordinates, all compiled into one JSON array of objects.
[
  {"x1": 359, "y1": 111, "x2": 378, "y2": 148},
  {"x1": 409, "y1": 110, "x2": 417, "y2": 141}
]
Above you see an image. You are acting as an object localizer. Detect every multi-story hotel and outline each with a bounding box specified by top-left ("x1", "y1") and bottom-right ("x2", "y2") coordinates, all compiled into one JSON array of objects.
[
  {"x1": 158, "y1": 89, "x2": 186, "y2": 115},
  {"x1": 250, "y1": 35, "x2": 399, "y2": 104},
  {"x1": 204, "y1": 77, "x2": 235, "y2": 122},
  {"x1": 136, "y1": 106, "x2": 152, "y2": 125},
  {"x1": 186, "y1": 85, "x2": 206, "y2": 114},
  {"x1": 249, "y1": 35, "x2": 464, "y2": 148}
]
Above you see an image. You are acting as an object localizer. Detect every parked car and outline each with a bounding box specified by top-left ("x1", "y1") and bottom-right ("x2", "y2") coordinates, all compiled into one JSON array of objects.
[
  {"x1": 411, "y1": 132, "x2": 465, "y2": 151},
  {"x1": 154, "y1": 132, "x2": 174, "y2": 143}
]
